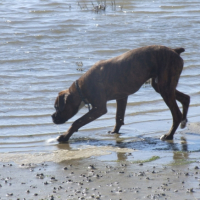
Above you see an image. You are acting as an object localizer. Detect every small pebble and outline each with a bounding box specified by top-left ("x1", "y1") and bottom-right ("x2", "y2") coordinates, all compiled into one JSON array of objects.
[
  {"x1": 88, "y1": 165, "x2": 95, "y2": 170},
  {"x1": 58, "y1": 186, "x2": 63, "y2": 190},
  {"x1": 49, "y1": 195, "x2": 54, "y2": 200},
  {"x1": 187, "y1": 188, "x2": 194, "y2": 193},
  {"x1": 6, "y1": 193, "x2": 13, "y2": 196},
  {"x1": 139, "y1": 163, "x2": 143, "y2": 166}
]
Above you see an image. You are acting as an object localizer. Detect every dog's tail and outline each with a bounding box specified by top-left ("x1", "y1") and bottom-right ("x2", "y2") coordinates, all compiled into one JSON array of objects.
[{"x1": 173, "y1": 47, "x2": 185, "y2": 55}]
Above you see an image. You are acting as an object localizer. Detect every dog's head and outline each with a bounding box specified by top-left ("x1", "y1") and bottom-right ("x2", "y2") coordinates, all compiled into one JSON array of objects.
[{"x1": 52, "y1": 89, "x2": 79, "y2": 124}]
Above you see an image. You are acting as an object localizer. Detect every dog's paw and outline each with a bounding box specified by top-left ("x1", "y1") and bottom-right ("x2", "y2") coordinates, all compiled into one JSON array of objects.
[
  {"x1": 160, "y1": 134, "x2": 173, "y2": 141},
  {"x1": 57, "y1": 135, "x2": 69, "y2": 143},
  {"x1": 108, "y1": 131, "x2": 115, "y2": 134},
  {"x1": 108, "y1": 130, "x2": 119, "y2": 134},
  {"x1": 160, "y1": 135, "x2": 166, "y2": 141},
  {"x1": 180, "y1": 119, "x2": 187, "y2": 129}
]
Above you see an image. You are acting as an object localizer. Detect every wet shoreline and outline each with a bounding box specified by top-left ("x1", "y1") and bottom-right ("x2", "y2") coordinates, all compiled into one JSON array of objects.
[
  {"x1": 1, "y1": 155, "x2": 200, "y2": 199},
  {"x1": 1, "y1": 122, "x2": 200, "y2": 199}
]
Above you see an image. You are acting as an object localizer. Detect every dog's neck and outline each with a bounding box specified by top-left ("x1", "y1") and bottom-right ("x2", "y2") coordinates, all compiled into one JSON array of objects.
[{"x1": 74, "y1": 80, "x2": 91, "y2": 111}]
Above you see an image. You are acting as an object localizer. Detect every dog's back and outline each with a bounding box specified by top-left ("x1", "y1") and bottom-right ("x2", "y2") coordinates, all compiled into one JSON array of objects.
[{"x1": 80, "y1": 45, "x2": 185, "y2": 100}]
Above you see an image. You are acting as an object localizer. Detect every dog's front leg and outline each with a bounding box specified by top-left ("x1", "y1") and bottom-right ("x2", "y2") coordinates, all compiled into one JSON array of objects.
[
  {"x1": 110, "y1": 97, "x2": 128, "y2": 133},
  {"x1": 57, "y1": 106, "x2": 107, "y2": 143}
]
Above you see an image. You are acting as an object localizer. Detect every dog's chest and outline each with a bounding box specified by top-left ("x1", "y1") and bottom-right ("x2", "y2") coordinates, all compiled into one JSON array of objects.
[{"x1": 78, "y1": 101, "x2": 85, "y2": 111}]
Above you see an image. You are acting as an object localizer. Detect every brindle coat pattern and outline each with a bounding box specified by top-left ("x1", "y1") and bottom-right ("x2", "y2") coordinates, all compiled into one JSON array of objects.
[{"x1": 52, "y1": 45, "x2": 190, "y2": 143}]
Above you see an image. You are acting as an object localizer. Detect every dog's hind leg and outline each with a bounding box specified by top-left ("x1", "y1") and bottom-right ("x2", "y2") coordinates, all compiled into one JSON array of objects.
[
  {"x1": 152, "y1": 78, "x2": 190, "y2": 129},
  {"x1": 160, "y1": 89, "x2": 182, "y2": 140},
  {"x1": 175, "y1": 90, "x2": 190, "y2": 128},
  {"x1": 152, "y1": 77, "x2": 182, "y2": 140},
  {"x1": 159, "y1": 85, "x2": 182, "y2": 140},
  {"x1": 110, "y1": 96, "x2": 128, "y2": 133}
]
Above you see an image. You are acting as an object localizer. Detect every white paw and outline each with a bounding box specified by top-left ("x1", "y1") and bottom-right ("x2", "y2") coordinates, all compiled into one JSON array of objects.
[
  {"x1": 160, "y1": 135, "x2": 166, "y2": 141},
  {"x1": 180, "y1": 119, "x2": 187, "y2": 129}
]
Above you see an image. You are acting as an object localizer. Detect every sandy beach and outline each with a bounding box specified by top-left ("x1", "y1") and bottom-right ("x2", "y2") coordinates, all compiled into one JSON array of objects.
[{"x1": 1, "y1": 122, "x2": 200, "y2": 200}]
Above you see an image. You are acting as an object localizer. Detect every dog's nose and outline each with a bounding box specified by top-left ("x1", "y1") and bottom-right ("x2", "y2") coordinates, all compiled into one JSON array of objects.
[
  {"x1": 51, "y1": 112, "x2": 56, "y2": 117},
  {"x1": 51, "y1": 113, "x2": 56, "y2": 119}
]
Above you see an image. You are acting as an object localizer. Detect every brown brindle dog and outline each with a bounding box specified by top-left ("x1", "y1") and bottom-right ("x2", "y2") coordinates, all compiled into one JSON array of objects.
[{"x1": 52, "y1": 45, "x2": 190, "y2": 143}]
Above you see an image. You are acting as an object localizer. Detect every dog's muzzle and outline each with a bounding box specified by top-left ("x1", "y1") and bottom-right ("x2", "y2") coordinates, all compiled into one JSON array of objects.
[{"x1": 52, "y1": 112, "x2": 66, "y2": 124}]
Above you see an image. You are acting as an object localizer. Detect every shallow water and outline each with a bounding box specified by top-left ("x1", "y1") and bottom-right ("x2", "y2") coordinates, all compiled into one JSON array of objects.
[{"x1": 0, "y1": 0, "x2": 200, "y2": 155}]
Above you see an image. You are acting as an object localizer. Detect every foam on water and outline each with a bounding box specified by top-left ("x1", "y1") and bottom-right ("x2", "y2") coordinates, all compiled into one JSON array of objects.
[
  {"x1": 46, "y1": 138, "x2": 58, "y2": 143},
  {"x1": 0, "y1": 146, "x2": 134, "y2": 164}
]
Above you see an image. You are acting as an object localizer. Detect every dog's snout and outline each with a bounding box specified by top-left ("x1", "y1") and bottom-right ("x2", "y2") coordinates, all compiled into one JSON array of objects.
[{"x1": 51, "y1": 112, "x2": 57, "y2": 120}]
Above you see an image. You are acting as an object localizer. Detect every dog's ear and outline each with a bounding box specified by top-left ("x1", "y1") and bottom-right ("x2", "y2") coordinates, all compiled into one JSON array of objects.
[
  {"x1": 57, "y1": 90, "x2": 70, "y2": 111},
  {"x1": 58, "y1": 93, "x2": 68, "y2": 111}
]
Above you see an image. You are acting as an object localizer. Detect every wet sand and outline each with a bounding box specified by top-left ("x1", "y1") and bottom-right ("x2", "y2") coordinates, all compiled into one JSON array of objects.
[{"x1": 1, "y1": 122, "x2": 200, "y2": 200}]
